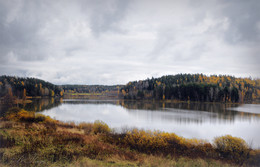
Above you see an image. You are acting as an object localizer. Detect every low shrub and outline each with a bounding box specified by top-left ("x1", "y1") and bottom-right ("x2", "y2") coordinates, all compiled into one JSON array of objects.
[
  {"x1": 34, "y1": 114, "x2": 47, "y2": 122},
  {"x1": 120, "y1": 129, "x2": 216, "y2": 158},
  {"x1": 213, "y1": 135, "x2": 249, "y2": 163},
  {"x1": 5, "y1": 109, "x2": 35, "y2": 122},
  {"x1": 42, "y1": 115, "x2": 56, "y2": 124},
  {"x1": 5, "y1": 109, "x2": 56, "y2": 124},
  {"x1": 123, "y1": 129, "x2": 168, "y2": 153},
  {"x1": 92, "y1": 120, "x2": 110, "y2": 134},
  {"x1": 122, "y1": 129, "x2": 208, "y2": 155}
]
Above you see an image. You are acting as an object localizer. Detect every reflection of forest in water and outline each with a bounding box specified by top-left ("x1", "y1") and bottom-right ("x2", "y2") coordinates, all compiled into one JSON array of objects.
[
  {"x1": 120, "y1": 101, "x2": 260, "y2": 123},
  {"x1": 0, "y1": 98, "x2": 60, "y2": 117},
  {"x1": 2, "y1": 99, "x2": 260, "y2": 124},
  {"x1": 0, "y1": 98, "x2": 62, "y2": 116},
  {"x1": 24, "y1": 98, "x2": 62, "y2": 112},
  {"x1": 61, "y1": 99, "x2": 260, "y2": 123}
]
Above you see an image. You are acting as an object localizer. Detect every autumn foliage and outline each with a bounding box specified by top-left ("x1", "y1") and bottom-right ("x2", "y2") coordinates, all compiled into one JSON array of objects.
[
  {"x1": 1, "y1": 109, "x2": 260, "y2": 166},
  {"x1": 214, "y1": 135, "x2": 250, "y2": 163},
  {"x1": 122, "y1": 74, "x2": 260, "y2": 103},
  {"x1": 5, "y1": 107, "x2": 56, "y2": 124}
]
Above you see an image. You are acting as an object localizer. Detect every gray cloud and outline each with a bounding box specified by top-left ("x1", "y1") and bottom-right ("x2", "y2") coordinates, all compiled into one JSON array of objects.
[
  {"x1": 87, "y1": 0, "x2": 130, "y2": 36},
  {"x1": 0, "y1": 0, "x2": 259, "y2": 85},
  {"x1": 220, "y1": 0, "x2": 260, "y2": 43}
]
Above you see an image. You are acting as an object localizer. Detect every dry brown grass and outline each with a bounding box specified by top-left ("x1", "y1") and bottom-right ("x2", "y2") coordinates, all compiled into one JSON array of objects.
[
  {"x1": 56, "y1": 127, "x2": 84, "y2": 134},
  {"x1": 1, "y1": 108, "x2": 259, "y2": 166}
]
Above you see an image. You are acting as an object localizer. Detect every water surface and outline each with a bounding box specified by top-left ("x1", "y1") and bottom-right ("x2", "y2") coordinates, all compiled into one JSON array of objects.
[{"x1": 37, "y1": 99, "x2": 260, "y2": 148}]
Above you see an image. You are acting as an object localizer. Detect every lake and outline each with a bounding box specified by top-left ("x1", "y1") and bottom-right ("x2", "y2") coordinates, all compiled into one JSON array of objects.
[{"x1": 2, "y1": 99, "x2": 260, "y2": 148}]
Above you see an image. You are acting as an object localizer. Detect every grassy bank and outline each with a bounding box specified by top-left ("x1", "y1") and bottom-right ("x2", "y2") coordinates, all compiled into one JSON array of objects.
[{"x1": 0, "y1": 108, "x2": 259, "y2": 167}]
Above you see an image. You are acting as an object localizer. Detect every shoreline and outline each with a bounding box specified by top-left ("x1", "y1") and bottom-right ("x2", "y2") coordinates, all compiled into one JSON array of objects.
[{"x1": 0, "y1": 108, "x2": 260, "y2": 166}]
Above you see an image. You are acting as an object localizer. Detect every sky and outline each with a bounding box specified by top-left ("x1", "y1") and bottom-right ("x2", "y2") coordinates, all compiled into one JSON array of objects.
[{"x1": 0, "y1": 0, "x2": 259, "y2": 85}]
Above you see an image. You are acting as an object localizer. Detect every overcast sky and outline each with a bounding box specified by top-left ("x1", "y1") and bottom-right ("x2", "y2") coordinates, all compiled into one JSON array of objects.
[{"x1": 0, "y1": 0, "x2": 259, "y2": 85}]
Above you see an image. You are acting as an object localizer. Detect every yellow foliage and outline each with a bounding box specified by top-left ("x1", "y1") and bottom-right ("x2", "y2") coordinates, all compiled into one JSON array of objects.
[
  {"x1": 122, "y1": 89, "x2": 126, "y2": 96},
  {"x1": 6, "y1": 109, "x2": 32, "y2": 121},
  {"x1": 8, "y1": 88, "x2": 13, "y2": 96},
  {"x1": 51, "y1": 90, "x2": 54, "y2": 97},
  {"x1": 214, "y1": 135, "x2": 249, "y2": 162},
  {"x1": 23, "y1": 88, "x2": 26, "y2": 98},
  {"x1": 6, "y1": 109, "x2": 56, "y2": 124},
  {"x1": 60, "y1": 90, "x2": 64, "y2": 96},
  {"x1": 43, "y1": 115, "x2": 56, "y2": 124},
  {"x1": 123, "y1": 129, "x2": 184, "y2": 152},
  {"x1": 156, "y1": 81, "x2": 161, "y2": 86},
  {"x1": 93, "y1": 120, "x2": 110, "y2": 134},
  {"x1": 257, "y1": 90, "x2": 260, "y2": 97}
]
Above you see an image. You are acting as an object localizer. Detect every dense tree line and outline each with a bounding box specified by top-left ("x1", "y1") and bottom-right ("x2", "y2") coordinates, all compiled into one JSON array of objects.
[
  {"x1": 0, "y1": 76, "x2": 63, "y2": 101},
  {"x1": 61, "y1": 85, "x2": 122, "y2": 93},
  {"x1": 121, "y1": 74, "x2": 260, "y2": 103},
  {"x1": 1, "y1": 74, "x2": 259, "y2": 104}
]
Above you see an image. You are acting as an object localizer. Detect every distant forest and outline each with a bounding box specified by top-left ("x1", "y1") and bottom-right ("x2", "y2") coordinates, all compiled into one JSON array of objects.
[
  {"x1": 0, "y1": 76, "x2": 62, "y2": 103},
  {"x1": 1, "y1": 74, "x2": 260, "y2": 103},
  {"x1": 61, "y1": 85, "x2": 121, "y2": 94},
  {"x1": 0, "y1": 76, "x2": 122, "y2": 103},
  {"x1": 121, "y1": 74, "x2": 260, "y2": 103}
]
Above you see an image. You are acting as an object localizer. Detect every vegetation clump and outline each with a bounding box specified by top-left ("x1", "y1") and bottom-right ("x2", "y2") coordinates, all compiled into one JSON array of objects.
[
  {"x1": 93, "y1": 120, "x2": 111, "y2": 134},
  {"x1": 5, "y1": 108, "x2": 56, "y2": 124},
  {"x1": 214, "y1": 135, "x2": 250, "y2": 163}
]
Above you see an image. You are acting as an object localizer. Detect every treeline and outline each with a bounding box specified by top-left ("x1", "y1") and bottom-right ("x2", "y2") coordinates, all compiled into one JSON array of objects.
[
  {"x1": 121, "y1": 74, "x2": 260, "y2": 103},
  {"x1": 0, "y1": 76, "x2": 63, "y2": 102},
  {"x1": 1, "y1": 74, "x2": 260, "y2": 103},
  {"x1": 61, "y1": 84, "x2": 122, "y2": 93}
]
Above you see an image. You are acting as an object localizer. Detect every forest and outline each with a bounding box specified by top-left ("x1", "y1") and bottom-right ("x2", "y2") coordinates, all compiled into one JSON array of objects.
[
  {"x1": 121, "y1": 74, "x2": 260, "y2": 103},
  {"x1": 0, "y1": 76, "x2": 122, "y2": 103},
  {"x1": 61, "y1": 84, "x2": 122, "y2": 94},
  {"x1": 0, "y1": 76, "x2": 63, "y2": 103},
  {"x1": 1, "y1": 74, "x2": 260, "y2": 104}
]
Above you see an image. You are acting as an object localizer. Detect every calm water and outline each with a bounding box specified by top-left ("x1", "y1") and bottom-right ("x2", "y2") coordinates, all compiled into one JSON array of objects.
[{"x1": 2, "y1": 99, "x2": 260, "y2": 148}]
